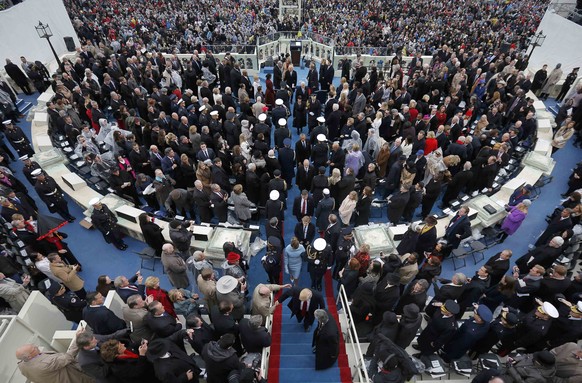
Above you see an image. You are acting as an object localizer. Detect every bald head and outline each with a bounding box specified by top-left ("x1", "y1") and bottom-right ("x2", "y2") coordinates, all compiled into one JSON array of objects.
[{"x1": 16, "y1": 344, "x2": 40, "y2": 361}]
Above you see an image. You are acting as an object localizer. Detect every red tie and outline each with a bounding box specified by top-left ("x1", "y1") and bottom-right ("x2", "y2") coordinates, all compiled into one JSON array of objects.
[
  {"x1": 302, "y1": 199, "x2": 306, "y2": 215},
  {"x1": 301, "y1": 301, "x2": 308, "y2": 316}
]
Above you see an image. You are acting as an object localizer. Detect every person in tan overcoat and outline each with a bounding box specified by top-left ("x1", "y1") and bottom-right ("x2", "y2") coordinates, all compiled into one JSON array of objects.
[
  {"x1": 16, "y1": 341, "x2": 95, "y2": 383},
  {"x1": 0, "y1": 272, "x2": 30, "y2": 311},
  {"x1": 197, "y1": 268, "x2": 218, "y2": 313},
  {"x1": 48, "y1": 253, "x2": 86, "y2": 298}
]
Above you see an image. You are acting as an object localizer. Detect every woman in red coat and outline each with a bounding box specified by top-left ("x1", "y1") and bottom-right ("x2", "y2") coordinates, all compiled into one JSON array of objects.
[
  {"x1": 424, "y1": 131, "x2": 438, "y2": 155},
  {"x1": 265, "y1": 73, "x2": 275, "y2": 108},
  {"x1": 144, "y1": 276, "x2": 176, "y2": 318}
]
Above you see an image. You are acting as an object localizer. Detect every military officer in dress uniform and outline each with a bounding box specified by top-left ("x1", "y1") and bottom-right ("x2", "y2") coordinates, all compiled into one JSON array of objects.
[
  {"x1": 306, "y1": 238, "x2": 332, "y2": 291},
  {"x1": 89, "y1": 198, "x2": 127, "y2": 250},
  {"x1": 499, "y1": 300, "x2": 559, "y2": 355},
  {"x1": 416, "y1": 299, "x2": 460, "y2": 356},
  {"x1": 278, "y1": 138, "x2": 296, "y2": 188},
  {"x1": 332, "y1": 227, "x2": 355, "y2": 280},
  {"x1": 469, "y1": 310, "x2": 519, "y2": 356},
  {"x1": 33, "y1": 169, "x2": 75, "y2": 222},
  {"x1": 20, "y1": 155, "x2": 42, "y2": 185},
  {"x1": 3, "y1": 120, "x2": 34, "y2": 157},
  {"x1": 442, "y1": 304, "x2": 493, "y2": 361}
]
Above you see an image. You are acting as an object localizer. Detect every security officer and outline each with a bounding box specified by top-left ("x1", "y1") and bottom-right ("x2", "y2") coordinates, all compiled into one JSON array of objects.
[
  {"x1": 306, "y1": 238, "x2": 332, "y2": 291},
  {"x1": 46, "y1": 281, "x2": 86, "y2": 323},
  {"x1": 3, "y1": 120, "x2": 34, "y2": 157},
  {"x1": 311, "y1": 134, "x2": 329, "y2": 169},
  {"x1": 20, "y1": 155, "x2": 41, "y2": 185},
  {"x1": 306, "y1": 93, "x2": 322, "y2": 133},
  {"x1": 310, "y1": 116, "x2": 328, "y2": 144},
  {"x1": 272, "y1": 99, "x2": 288, "y2": 125},
  {"x1": 267, "y1": 169, "x2": 287, "y2": 204},
  {"x1": 89, "y1": 198, "x2": 127, "y2": 250},
  {"x1": 274, "y1": 118, "x2": 291, "y2": 149},
  {"x1": 416, "y1": 299, "x2": 460, "y2": 356},
  {"x1": 253, "y1": 113, "x2": 270, "y2": 140},
  {"x1": 33, "y1": 169, "x2": 75, "y2": 222},
  {"x1": 333, "y1": 227, "x2": 355, "y2": 280}
]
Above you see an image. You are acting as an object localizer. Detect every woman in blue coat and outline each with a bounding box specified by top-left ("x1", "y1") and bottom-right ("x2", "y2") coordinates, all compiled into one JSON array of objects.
[{"x1": 284, "y1": 237, "x2": 305, "y2": 286}]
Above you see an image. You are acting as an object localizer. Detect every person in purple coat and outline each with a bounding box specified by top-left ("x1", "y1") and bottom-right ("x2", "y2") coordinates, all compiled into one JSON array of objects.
[{"x1": 499, "y1": 199, "x2": 530, "y2": 242}]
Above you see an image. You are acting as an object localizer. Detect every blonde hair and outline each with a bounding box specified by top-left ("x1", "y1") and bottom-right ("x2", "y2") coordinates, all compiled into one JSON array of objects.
[
  {"x1": 168, "y1": 289, "x2": 182, "y2": 302},
  {"x1": 145, "y1": 276, "x2": 159, "y2": 289}
]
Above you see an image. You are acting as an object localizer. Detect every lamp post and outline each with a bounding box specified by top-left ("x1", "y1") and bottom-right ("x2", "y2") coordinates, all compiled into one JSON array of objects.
[
  {"x1": 35, "y1": 21, "x2": 62, "y2": 67},
  {"x1": 528, "y1": 30, "x2": 546, "y2": 58}
]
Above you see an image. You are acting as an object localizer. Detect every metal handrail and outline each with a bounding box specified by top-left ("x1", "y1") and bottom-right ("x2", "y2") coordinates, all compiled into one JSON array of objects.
[
  {"x1": 336, "y1": 284, "x2": 370, "y2": 383},
  {"x1": 260, "y1": 292, "x2": 274, "y2": 379}
]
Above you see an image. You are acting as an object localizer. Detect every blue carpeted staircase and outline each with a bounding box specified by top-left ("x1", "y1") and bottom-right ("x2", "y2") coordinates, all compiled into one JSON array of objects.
[
  {"x1": 277, "y1": 302, "x2": 341, "y2": 383},
  {"x1": 17, "y1": 98, "x2": 33, "y2": 115}
]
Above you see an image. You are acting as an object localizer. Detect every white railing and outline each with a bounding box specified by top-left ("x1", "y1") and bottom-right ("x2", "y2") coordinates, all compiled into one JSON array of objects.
[
  {"x1": 336, "y1": 285, "x2": 370, "y2": 383},
  {"x1": 260, "y1": 292, "x2": 274, "y2": 379}
]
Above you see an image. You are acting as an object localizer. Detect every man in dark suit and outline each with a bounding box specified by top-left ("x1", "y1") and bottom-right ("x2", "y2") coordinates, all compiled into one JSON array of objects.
[
  {"x1": 185, "y1": 314, "x2": 215, "y2": 355},
  {"x1": 148, "y1": 144, "x2": 164, "y2": 170},
  {"x1": 312, "y1": 309, "x2": 339, "y2": 370},
  {"x1": 147, "y1": 329, "x2": 201, "y2": 381},
  {"x1": 307, "y1": 63, "x2": 319, "y2": 92},
  {"x1": 294, "y1": 216, "x2": 317, "y2": 247},
  {"x1": 191, "y1": 180, "x2": 213, "y2": 223},
  {"x1": 484, "y1": 249, "x2": 512, "y2": 286},
  {"x1": 145, "y1": 300, "x2": 183, "y2": 338},
  {"x1": 161, "y1": 148, "x2": 179, "y2": 178},
  {"x1": 292, "y1": 189, "x2": 315, "y2": 221},
  {"x1": 278, "y1": 287, "x2": 325, "y2": 331},
  {"x1": 296, "y1": 159, "x2": 315, "y2": 191},
  {"x1": 324, "y1": 214, "x2": 341, "y2": 253},
  {"x1": 444, "y1": 205, "x2": 472, "y2": 250},
  {"x1": 211, "y1": 158, "x2": 231, "y2": 193},
  {"x1": 75, "y1": 328, "x2": 129, "y2": 383},
  {"x1": 209, "y1": 184, "x2": 229, "y2": 223},
  {"x1": 239, "y1": 315, "x2": 272, "y2": 353},
  {"x1": 82, "y1": 292, "x2": 127, "y2": 335},
  {"x1": 196, "y1": 143, "x2": 216, "y2": 162},
  {"x1": 114, "y1": 273, "x2": 145, "y2": 302},
  {"x1": 295, "y1": 134, "x2": 312, "y2": 165},
  {"x1": 0, "y1": 193, "x2": 37, "y2": 222},
  {"x1": 534, "y1": 208, "x2": 573, "y2": 246}
]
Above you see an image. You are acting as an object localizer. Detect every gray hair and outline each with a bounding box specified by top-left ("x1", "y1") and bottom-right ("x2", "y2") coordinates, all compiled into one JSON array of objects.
[
  {"x1": 127, "y1": 294, "x2": 142, "y2": 308},
  {"x1": 113, "y1": 276, "x2": 125, "y2": 288},
  {"x1": 249, "y1": 315, "x2": 263, "y2": 329},
  {"x1": 314, "y1": 309, "x2": 329, "y2": 324},
  {"x1": 193, "y1": 251, "x2": 204, "y2": 261},
  {"x1": 453, "y1": 273, "x2": 467, "y2": 285},
  {"x1": 76, "y1": 332, "x2": 94, "y2": 348}
]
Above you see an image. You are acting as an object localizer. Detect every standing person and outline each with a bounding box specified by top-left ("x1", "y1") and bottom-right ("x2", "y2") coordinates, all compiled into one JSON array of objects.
[
  {"x1": 4, "y1": 58, "x2": 33, "y2": 94},
  {"x1": 416, "y1": 300, "x2": 460, "y2": 356},
  {"x1": 161, "y1": 243, "x2": 190, "y2": 289},
  {"x1": 312, "y1": 309, "x2": 339, "y2": 370},
  {"x1": 138, "y1": 213, "x2": 166, "y2": 257},
  {"x1": 499, "y1": 200, "x2": 530, "y2": 242},
  {"x1": 531, "y1": 64, "x2": 548, "y2": 95},
  {"x1": 3, "y1": 120, "x2": 34, "y2": 157},
  {"x1": 355, "y1": 186, "x2": 373, "y2": 226},
  {"x1": 539, "y1": 63, "x2": 563, "y2": 100},
  {"x1": 306, "y1": 238, "x2": 332, "y2": 291},
  {"x1": 278, "y1": 287, "x2": 325, "y2": 332},
  {"x1": 314, "y1": 189, "x2": 335, "y2": 233},
  {"x1": 443, "y1": 206, "x2": 472, "y2": 252},
  {"x1": 89, "y1": 198, "x2": 127, "y2": 250},
  {"x1": 16, "y1": 342, "x2": 95, "y2": 383},
  {"x1": 48, "y1": 253, "x2": 86, "y2": 299},
  {"x1": 556, "y1": 67, "x2": 579, "y2": 102},
  {"x1": 33, "y1": 169, "x2": 75, "y2": 222},
  {"x1": 284, "y1": 237, "x2": 306, "y2": 286},
  {"x1": 168, "y1": 220, "x2": 193, "y2": 260}
]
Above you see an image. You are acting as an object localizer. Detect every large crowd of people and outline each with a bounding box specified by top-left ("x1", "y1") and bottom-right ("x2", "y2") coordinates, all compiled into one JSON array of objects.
[
  {"x1": 63, "y1": 0, "x2": 551, "y2": 56},
  {"x1": 1, "y1": 1, "x2": 582, "y2": 382}
]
